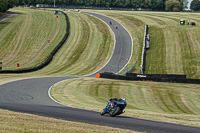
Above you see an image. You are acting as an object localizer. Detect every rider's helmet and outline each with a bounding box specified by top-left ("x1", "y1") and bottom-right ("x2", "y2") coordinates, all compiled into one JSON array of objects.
[{"x1": 121, "y1": 98, "x2": 126, "y2": 101}]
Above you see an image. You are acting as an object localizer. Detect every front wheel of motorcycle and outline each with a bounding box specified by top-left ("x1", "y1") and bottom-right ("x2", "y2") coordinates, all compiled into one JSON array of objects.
[
  {"x1": 109, "y1": 106, "x2": 121, "y2": 117},
  {"x1": 100, "y1": 109, "x2": 106, "y2": 115}
]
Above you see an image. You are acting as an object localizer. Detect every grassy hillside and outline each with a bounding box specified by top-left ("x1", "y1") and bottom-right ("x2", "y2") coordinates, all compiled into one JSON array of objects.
[
  {"x1": 32, "y1": 11, "x2": 114, "y2": 76},
  {"x1": 2, "y1": 9, "x2": 199, "y2": 78},
  {"x1": 0, "y1": 8, "x2": 114, "y2": 76},
  {"x1": 83, "y1": 10, "x2": 200, "y2": 78},
  {"x1": 0, "y1": 8, "x2": 66, "y2": 70},
  {"x1": 0, "y1": 9, "x2": 114, "y2": 84},
  {"x1": 51, "y1": 77, "x2": 200, "y2": 127},
  {"x1": 0, "y1": 11, "x2": 12, "y2": 19},
  {"x1": 1, "y1": 8, "x2": 200, "y2": 132},
  {"x1": 0, "y1": 109, "x2": 136, "y2": 133}
]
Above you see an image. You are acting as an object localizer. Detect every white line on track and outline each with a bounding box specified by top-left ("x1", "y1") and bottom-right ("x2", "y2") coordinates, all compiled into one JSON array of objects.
[
  {"x1": 48, "y1": 77, "x2": 100, "y2": 112},
  {"x1": 48, "y1": 11, "x2": 133, "y2": 109},
  {"x1": 86, "y1": 11, "x2": 133, "y2": 76},
  {"x1": 0, "y1": 11, "x2": 133, "y2": 112}
]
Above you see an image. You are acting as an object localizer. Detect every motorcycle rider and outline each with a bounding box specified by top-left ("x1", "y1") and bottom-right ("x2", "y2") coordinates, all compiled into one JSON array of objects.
[
  {"x1": 109, "y1": 98, "x2": 126, "y2": 106},
  {"x1": 101, "y1": 98, "x2": 126, "y2": 115}
]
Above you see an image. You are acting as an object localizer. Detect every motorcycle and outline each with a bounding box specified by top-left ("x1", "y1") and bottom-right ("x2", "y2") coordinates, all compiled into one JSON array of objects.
[{"x1": 100, "y1": 98, "x2": 127, "y2": 117}]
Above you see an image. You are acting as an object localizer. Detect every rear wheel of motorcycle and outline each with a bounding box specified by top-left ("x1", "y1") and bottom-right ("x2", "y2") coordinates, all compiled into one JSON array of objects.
[{"x1": 109, "y1": 106, "x2": 121, "y2": 117}]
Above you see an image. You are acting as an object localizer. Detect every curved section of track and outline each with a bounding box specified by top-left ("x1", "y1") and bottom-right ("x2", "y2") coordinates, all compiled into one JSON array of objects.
[
  {"x1": 0, "y1": 11, "x2": 18, "y2": 23},
  {"x1": 0, "y1": 12, "x2": 200, "y2": 133},
  {"x1": 84, "y1": 12, "x2": 132, "y2": 75}
]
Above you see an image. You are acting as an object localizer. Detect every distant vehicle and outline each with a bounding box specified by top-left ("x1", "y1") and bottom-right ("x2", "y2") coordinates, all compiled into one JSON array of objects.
[
  {"x1": 100, "y1": 98, "x2": 127, "y2": 117},
  {"x1": 36, "y1": 4, "x2": 43, "y2": 8}
]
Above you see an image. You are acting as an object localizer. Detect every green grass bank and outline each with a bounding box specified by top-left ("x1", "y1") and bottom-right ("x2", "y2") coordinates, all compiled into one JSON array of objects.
[
  {"x1": 1, "y1": 8, "x2": 200, "y2": 132},
  {"x1": 0, "y1": 8, "x2": 114, "y2": 76},
  {"x1": 81, "y1": 10, "x2": 200, "y2": 78},
  {"x1": 51, "y1": 77, "x2": 200, "y2": 127},
  {"x1": 0, "y1": 8, "x2": 66, "y2": 70}
]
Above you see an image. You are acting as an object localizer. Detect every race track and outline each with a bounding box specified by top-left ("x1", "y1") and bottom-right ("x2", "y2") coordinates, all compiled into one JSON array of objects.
[
  {"x1": 84, "y1": 12, "x2": 132, "y2": 75},
  {"x1": 0, "y1": 12, "x2": 200, "y2": 133},
  {"x1": 0, "y1": 11, "x2": 18, "y2": 23}
]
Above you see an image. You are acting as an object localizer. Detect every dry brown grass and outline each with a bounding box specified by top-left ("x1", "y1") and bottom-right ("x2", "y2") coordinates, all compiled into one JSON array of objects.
[{"x1": 0, "y1": 109, "x2": 138, "y2": 133}]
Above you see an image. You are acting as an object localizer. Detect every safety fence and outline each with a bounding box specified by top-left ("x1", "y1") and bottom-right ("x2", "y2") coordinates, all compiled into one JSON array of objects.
[
  {"x1": 140, "y1": 25, "x2": 150, "y2": 74},
  {"x1": 97, "y1": 72, "x2": 200, "y2": 84},
  {"x1": 126, "y1": 73, "x2": 186, "y2": 79},
  {"x1": 0, "y1": 11, "x2": 70, "y2": 73},
  {"x1": 35, "y1": 4, "x2": 152, "y2": 11}
]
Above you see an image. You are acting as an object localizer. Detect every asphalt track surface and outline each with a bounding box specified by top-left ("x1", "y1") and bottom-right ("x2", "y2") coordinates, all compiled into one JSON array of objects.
[
  {"x1": 84, "y1": 12, "x2": 132, "y2": 75},
  {"x1": 1, "y1": 12, "x2": 200, "y2": 133},
  {"x1": 0, "y1": 11, "x2": 18, "y2": 23}
]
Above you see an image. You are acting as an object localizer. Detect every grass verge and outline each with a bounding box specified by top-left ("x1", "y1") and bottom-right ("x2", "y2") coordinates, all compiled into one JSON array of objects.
[
  {"x1": 0, "y1": 9, "x2": 114, "y2": 76},
  {"x1": 0, "y1": 109, "x2": 137, "y2": 133},
  {"x1": 51, "y1": 77, "x2": 200, "y2": 127},
  {"x1": 80, "y1": 9, "x2": 200, "y2": 78},
  {"x1": 32, "y1": 11, "x2": 114, "y2": 76},
  {"x1": 0, "y1": 8, "x2": 65, "y2": 70}
]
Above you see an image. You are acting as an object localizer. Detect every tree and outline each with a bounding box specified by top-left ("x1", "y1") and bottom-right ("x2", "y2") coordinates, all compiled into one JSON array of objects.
[
  {"x1": 21, "y1": 0, "x2": 33, "y2": 5},
  {"x1": 0, "y1": 0, "x2": 17, "y2": 12},
  {"x1": 111, "y1": 0, "x2": 118, "y2": 7},
  {"x1": 94, "y1": 0, "x2": 101, "y2": 6},
  {"x1": 76, "y1": 0, "x2": 83, "y2": 5},
  {"x1": 84, "y1": 0, "x2": 95, "y2": 6},
  {"x1": 105, "y1": 0, "x2": 111, "y2": 7},
  {"x1": 165, "y1": 0, "x2": 181, "y2": 11},
  {"x1": 115, "y1": 0, "x2": 124, "y2": 7},
  {"x1": 177, "y1": 0, "x2": 188, "y2": 11},
  {"x1": 190, "y1": 0, "x2": 200, "y2": 11},
  {"x1": 120, "y1": 0, "x2": 130, "y2": 7},
  {"x1": 17, "y1": 0, "x2": 23, "y2": 5},
  {"x1": 148, "y1": 0, "x2": 165, "y2": 10},
  {"x1": 0, "y1": 0, "x2": 8, "y2": 12},
  {"x1": 7, "y1": 0, "x2": 17, "y2": 9},
  {"x1": 130, "y1": 0, "x2": 144, "y2": 8}
]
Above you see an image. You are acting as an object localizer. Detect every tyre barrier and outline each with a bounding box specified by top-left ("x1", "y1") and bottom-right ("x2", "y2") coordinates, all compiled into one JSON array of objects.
[
  {"x1": 141, "y1": 25, "x2": 149, "y2": 74},
  {"x1": 126, "y1": 73, "x2": 186, "y2": 79},
  {"x1": 0, "y1": 11, "x2": 70, "y2": 74},
  {"x1": 97, "y1": 72, "x2": 200, "y2": 84}
]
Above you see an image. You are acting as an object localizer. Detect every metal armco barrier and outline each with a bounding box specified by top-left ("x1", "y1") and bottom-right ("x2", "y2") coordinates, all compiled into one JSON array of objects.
[
  {"x1": 141, "y1": 25, "x2": 149, "y2": 74},
  {"x1": 0, "y1": 11, "x2": 70, "y2": 74},
  {"x1": 99, "y1": 72, "x2": 200, "y2": 84},
  {"x1": 126, "y1": 73, "x2": 186, "y2": 79}
]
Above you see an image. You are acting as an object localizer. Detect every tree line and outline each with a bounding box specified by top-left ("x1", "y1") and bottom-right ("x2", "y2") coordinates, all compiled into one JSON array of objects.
[
  {"x1": 0, "y1": 0, "x2": 17, "y2": 12},
  {"x1": 17, "y1": 0, "x2": 188, "y2": 11},
  {"x1": 2, "y1": 0, "x2": 200, "y2": 12},
  {"x1": 190, "y1": 0, "x2": 200, "y2": 11}
]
